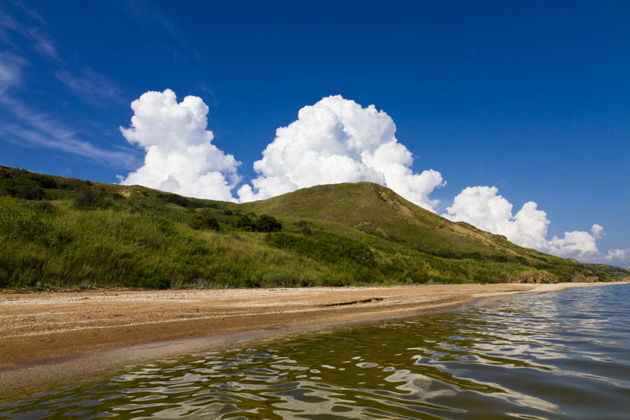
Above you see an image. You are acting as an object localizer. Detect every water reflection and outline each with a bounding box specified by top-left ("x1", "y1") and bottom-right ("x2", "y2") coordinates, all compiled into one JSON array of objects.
[{"x1": 2, "y1": 285, "x2": 630, "y2": 419}]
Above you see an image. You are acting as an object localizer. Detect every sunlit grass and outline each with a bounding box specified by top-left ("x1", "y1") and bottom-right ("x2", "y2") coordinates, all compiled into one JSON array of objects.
[{"x1": 1, "y1": 166, "x2": 626, "y2": 290}]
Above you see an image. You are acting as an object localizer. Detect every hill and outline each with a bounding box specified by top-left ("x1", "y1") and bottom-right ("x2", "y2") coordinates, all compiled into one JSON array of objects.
[{"x1": 0, "y1": 165, "x2": 627, "y2": 290}]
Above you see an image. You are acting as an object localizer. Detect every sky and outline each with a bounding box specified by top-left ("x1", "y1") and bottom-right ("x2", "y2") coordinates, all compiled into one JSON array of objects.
[{"x1": 0, "y1": 0, "x2": 628, "y2": 265}]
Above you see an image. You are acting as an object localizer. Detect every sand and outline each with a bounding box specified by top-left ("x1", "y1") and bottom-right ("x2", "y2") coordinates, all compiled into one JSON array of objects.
[{"x1": 0, "y1": 282, "x2": 621, "y2": 397}]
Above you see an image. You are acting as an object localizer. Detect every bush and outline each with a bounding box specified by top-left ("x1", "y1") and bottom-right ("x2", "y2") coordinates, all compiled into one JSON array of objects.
[
  {"x1": 191, "y1": 213, "x2": 221, "y2": 231},
  {"x1": 29, "y1": 174, "x2": 58, "y2": 189},
  {"x1": 255, "y1": 215, "x2": 282, "y2": 232},
  {"x1": 74, "y1": 188, "x2": 113, "y2": 209},
  {"x1": 237, "y1": 214, "x2": 282, "y2": 232},
  {"x1": 32, "y1": 280, "x2": 56, "y2": 292},
  {"x1": 293, "y1": 220, "x2": 312, "y2": 234},
  {"x1": 236, "y1": 214, "x2": 255, "y2": 230},
  {"x1": 12, "y1": 184, "x2": 45, "y2": 200},
  {"x1": 0, "y1": 180, "x2": 46, "y2": 200},
  {"x1": 158, "y1": 193, "x2": 191, "y2": 207}
]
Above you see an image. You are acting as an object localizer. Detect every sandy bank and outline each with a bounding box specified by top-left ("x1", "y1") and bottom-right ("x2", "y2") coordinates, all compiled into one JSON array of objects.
[{"x1": 0, "y1": 282, "x2": 622, "y2": 396}]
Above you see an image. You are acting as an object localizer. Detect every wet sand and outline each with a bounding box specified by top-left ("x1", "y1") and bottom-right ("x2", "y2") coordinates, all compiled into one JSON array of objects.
[{"x1": 0, "y1": 282, "x2": 621, "y2": 396}]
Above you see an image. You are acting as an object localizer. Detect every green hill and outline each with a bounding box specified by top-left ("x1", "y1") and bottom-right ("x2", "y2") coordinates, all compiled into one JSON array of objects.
[{"x1": 0, "y1": 165, "x2": 627, "y2": 290}]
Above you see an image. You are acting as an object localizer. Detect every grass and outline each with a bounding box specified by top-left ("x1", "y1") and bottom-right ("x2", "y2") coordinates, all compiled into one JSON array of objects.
[{"x1": 0, "y1": 166, "x2": 627, "y2": 290}]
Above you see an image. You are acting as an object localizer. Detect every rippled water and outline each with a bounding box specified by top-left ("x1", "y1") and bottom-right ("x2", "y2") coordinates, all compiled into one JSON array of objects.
[{"x1": 3, "y1": 284, "x2": 630, "y2": 419}]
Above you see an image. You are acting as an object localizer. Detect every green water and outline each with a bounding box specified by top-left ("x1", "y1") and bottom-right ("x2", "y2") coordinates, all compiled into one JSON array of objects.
[{"x1": 2, "y1": 285, "x2": 630, "y2": 419}]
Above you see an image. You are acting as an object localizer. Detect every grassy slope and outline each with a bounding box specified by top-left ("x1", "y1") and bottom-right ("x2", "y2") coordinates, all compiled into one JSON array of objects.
[{"x1": 1, "y1": 166, "x2": 627, "y2": 290}]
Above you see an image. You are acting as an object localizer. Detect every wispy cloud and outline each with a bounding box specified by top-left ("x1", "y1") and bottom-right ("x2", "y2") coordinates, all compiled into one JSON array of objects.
[
  {"x1": 0, "y1": 3, "x2": 133, "y2": 167},
  {"x1": 0, "y1": 5, "x2": 59, "y2": 61},
  {"x1": 124, "y1": 0, "x2": 177, "y2": 36},
  {"x1": 12, "y1": 0, "x2": 46, "y2": 24},
  {"x1": 0, "y1": 52, "x2": 135, "y2": 168},
  {"x1": 30, "y1": 28, "x2": 59, "y2": 61},
  {"x1": 0, "y1": 50, "x2": 26, "y2": 92},
  {"x1": 0, "y1": 120, "x2": 136, "y2": 167},
  {"x1": 0, "y1": 93, "x2": 136, "y2": 167},
  {"x1": 0, "y1": 2, "x2": 122, "y2": 102},
  {"x1": 56, "y1": 67, "x2": 122, "y2": 102},
  {"x1": 123, "y1": 0, "x2": 201, "y2": 61}
]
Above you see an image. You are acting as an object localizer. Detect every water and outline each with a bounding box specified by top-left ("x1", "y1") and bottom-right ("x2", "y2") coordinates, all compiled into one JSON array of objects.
[{"x1": 2, "y1": 284, "x2": 630, "y2": 419}]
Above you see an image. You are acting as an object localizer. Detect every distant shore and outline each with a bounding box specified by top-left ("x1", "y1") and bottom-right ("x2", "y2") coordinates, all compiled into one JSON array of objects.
[{"x1": 0, "y1": 282, "x2": 624, "y2": 397}]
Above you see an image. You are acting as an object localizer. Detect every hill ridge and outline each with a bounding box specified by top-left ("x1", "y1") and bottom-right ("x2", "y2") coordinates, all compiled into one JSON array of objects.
[{"x1": 1, "y1": 165, "x2": 627, "y2": 290}]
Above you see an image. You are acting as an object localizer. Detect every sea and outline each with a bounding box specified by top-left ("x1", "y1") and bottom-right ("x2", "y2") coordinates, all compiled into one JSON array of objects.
[{"x1": 2, "y1": 284, "x2": 629, "y2": 419}]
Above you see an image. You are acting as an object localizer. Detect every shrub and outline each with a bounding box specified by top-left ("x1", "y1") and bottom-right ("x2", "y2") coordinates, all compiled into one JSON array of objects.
[
  {"x1": 74, "y1": 188, "x2": 113, "y2": 209},
  {"x1": 158, "y1": 193, "x2": 191, "y2": 207},
  {"x1": 13, "y1": 184, "x2": 45, "y2": 200},
  {"x1": 237, "y1": 214, "x2": 282, "y2": 232},
  {"x1": 29, "y1": 174, "x2": 58, "y2": 189},
  {"x1": 191, "y1": 212, "x2": 221, "y2": 231},
  {"x1": 293, "y1": 220, "x2": 312, "y2": 234},
  {"x1": 1, "y1": 181, "x2": 46, "y2": 200},
  {"x1": 254, "y1": 215, "x2": 282, "y2": 232},
  {"x1": 236, "y1": 215, "x2": 255, "y2": 230},
  {"x1": 32, "y1": 280, "x2": 56, "y2": 292}
]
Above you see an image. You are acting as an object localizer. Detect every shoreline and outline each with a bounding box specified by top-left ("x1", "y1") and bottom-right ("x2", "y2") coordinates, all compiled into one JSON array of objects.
[{"x1": 0, "y1": 282, "x2": 624, "y2": 398}]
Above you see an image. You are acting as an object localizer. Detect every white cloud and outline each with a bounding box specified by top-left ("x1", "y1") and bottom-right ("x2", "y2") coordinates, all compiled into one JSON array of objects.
[
  {"x1": 546, "y1": 224, "x2": 603, "y2": 259},
  {"x1": 445, "y1": 186, "x2": 605, "y2": 259},
  {"x1": 119, "y1": 89, "x2": 240, "y2": 201},
  {"x1": 445, "y1": 186, "x2": 549, "y2": 249},
  {"x1": 604, "y1": 249, "x2": 630, "y2": 266},
  {"x1": 237, "y1": 95, "x2": 445, "y2": 209},
  {"x1": 113, "y1": 91, "x2": 625, "y2": 264}
]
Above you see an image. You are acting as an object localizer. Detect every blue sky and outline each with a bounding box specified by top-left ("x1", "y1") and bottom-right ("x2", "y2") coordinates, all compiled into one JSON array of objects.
[{"x1": 0, "y1": 0, "x2": 628, "y2": 263}]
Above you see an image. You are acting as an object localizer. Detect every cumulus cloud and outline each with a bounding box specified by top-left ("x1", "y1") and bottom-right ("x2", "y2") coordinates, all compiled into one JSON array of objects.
[
  {"x1": 116, "y1": 90, "x2": 624, "y2": 264},
  {"x1": 237, "y1": 95, "x2": 445, "y2": 210},
  {"x1": 445, "y1": 186, "x2": 605, "y2": 259},
  {"x1": 445, "y1": 186, "x2": 549, "y2": 249},
  {"x1": 604, "y1": 249, "x2": 630, "y2": 267},
  {"x1": 546, "y1": 224, "x2": 604, "y2": 258},
  {"x1": 119, "y1": 89, "x2": 240, "y2": 201}
]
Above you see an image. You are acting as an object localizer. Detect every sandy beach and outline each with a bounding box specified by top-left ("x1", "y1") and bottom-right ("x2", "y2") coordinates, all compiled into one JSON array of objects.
[{"x1": 0, "y1": 282, "x2": 621, "y2": 396}]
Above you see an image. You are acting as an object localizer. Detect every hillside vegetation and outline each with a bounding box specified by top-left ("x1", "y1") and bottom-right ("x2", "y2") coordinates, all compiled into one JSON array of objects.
[{"x1": 1, "y1": 165, "x2": 627, "y2": 290}]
